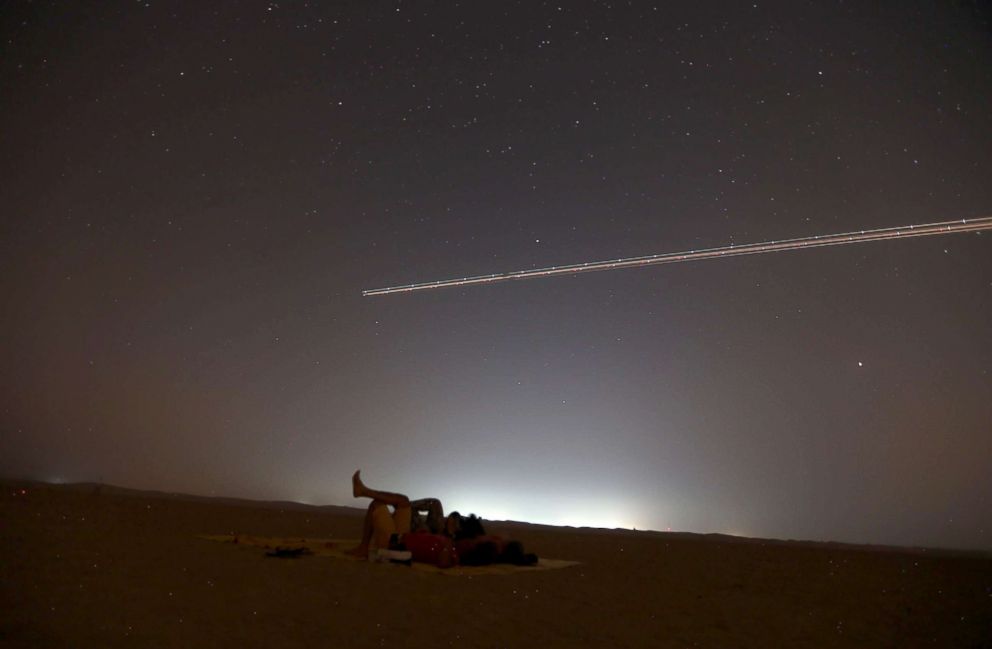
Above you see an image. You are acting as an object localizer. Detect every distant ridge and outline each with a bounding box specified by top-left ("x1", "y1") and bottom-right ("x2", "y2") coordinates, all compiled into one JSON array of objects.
[
  {"x1": 483, "y1": 519, "x2": 991, "y2": 558},
  {"x1": 3, "y1": 479, "x2": 366, "y2": 518},
  {"x1": 3, "y1": 478, "x2": 988, "y2": 558}
]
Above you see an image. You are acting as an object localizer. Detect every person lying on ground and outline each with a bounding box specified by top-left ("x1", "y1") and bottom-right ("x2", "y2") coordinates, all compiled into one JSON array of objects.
[{"x1": 346, "y1": 470, "x2": 537, "y2": 568}]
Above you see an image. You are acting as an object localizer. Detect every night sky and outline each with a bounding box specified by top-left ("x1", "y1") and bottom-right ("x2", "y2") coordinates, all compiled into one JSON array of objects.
[{"x1": 2, "y1": 1, "x2": 990, "y2": 550}]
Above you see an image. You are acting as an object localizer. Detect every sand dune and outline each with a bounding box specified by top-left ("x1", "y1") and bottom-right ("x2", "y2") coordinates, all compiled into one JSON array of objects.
[{"x1": 2, "y1": 480, "x2": 989, "y2": 648}]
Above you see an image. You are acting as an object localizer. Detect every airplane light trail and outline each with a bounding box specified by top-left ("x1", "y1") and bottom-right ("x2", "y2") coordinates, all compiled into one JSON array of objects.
[{"x1": 362, "y1": 216, "x2": 992, "y2": 296}]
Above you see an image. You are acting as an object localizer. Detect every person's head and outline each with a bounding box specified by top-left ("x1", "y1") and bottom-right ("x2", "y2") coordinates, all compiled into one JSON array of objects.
[
  {"x1": 446, "y1": 512, "x2": 486, "y2": 540},
  {"x1": 444, "y1": 512, "x2": 462, "y2": 537}
]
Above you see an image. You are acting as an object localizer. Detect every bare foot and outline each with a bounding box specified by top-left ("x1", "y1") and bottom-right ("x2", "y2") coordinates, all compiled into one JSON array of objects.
[{"x1": 352, "y1": 470, "x2": 366, "y2": 498}]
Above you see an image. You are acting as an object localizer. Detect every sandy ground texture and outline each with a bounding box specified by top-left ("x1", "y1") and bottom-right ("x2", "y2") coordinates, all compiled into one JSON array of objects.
[{"x1": 2, "y1": 481, "x2": 990, "y2": 648}]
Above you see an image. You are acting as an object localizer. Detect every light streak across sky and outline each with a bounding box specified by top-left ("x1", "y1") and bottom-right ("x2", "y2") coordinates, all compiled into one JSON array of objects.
[{"x1": 363, "y1": 216, "x2": 992, "y2": 296}]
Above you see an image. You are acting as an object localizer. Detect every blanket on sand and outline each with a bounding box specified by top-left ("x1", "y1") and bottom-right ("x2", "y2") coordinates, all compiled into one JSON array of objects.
[{"x1": 200, "y1": 535, "x2": 580, "y2": 576}]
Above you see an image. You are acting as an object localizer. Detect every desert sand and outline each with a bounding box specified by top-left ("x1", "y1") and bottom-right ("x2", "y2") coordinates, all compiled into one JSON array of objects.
[{"x1": 2, "y1": 480, "x2": 989, "y2": 648}]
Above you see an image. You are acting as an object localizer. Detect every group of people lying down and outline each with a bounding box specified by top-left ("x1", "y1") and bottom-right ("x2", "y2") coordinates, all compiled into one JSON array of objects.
[{"x1": 347, "y1": 470, "x2": 537, "y2": 568}]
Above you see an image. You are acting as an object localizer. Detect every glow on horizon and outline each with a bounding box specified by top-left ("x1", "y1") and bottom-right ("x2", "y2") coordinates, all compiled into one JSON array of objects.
[
  {"x1": 363, "y1": 216, "x2": 992, "y2": 296},
  {"x1": 446, "y1": 492, "x2": 650, "y2": 531}
]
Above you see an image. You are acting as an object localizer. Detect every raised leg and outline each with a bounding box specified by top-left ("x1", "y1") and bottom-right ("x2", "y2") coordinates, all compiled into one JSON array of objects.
[
  {"x1": 347, "y1": 471, "x2": 412, "y2": 558},
  {"x1": 352, "y1": 470, "x2": 410, "y2": 508},
  {"x1": 346, "y1": 501, "x2": 378, "y2": 558}
]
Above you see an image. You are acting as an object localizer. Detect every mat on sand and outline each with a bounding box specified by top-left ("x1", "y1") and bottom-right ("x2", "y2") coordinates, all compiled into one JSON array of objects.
[{"x1": 200, "y1": 535, "x2": 580, "y2": 575}]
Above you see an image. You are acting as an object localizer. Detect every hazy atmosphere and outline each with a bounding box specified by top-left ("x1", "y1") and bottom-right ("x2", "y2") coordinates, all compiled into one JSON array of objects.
[{"x1": 2, "y1": 1, "x2": 990, "y2": 550}]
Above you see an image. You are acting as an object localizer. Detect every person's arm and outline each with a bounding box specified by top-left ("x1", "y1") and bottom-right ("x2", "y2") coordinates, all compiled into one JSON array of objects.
[{"x1": 408, "y1": 498, "x2": 445, "y2": 534}]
